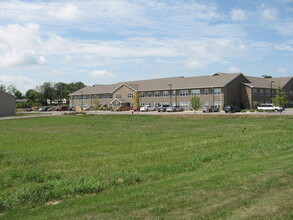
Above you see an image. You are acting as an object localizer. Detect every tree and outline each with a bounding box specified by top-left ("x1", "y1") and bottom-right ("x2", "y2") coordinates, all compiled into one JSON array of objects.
[
  {"x1": 0, "y1": 84, "x2": 6, "y2": 92},
  {"x1": 272, "y1": 86, "x2": 288, "y2": 116},
  {"x1": 190, "y1": 96, "x2": 201, "y2": 114},
  {"x1": 133, "y1": 92, "x2": 141, "y2": 110},
  {"x1": 93, "y1": 97, "x2": 101, "y2": 110}
]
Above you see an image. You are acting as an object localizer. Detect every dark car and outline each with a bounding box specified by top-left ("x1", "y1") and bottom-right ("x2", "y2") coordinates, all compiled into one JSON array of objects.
[
  {"x1": 56, "y1": 106, "x2": 68, "y2": 111},
  {"x1": 224, "y1": 105, "x2": 241, "y2": 113},
  {"x1": 157, "y1": 105, "x2": 170, "y2": 112},
  {"x1": 202, "y1": 105, "x2": 219, "y2": 113}
]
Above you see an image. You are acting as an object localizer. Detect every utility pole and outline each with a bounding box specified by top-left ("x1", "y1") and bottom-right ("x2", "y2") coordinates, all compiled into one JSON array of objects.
[{"x1": 168, "y1": 84, "x2": 172, "y2": 105}]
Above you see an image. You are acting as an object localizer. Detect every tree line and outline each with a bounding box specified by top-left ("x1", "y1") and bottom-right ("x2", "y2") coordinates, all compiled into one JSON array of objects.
[{"x1": 0, "y1": 82, "x2": 86, "y2": 108}]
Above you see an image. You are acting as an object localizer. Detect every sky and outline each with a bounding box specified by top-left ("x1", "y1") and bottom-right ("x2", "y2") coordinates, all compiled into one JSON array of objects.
[{"x1": 0, "y1": 0, "x2": 293, "y2": 93}]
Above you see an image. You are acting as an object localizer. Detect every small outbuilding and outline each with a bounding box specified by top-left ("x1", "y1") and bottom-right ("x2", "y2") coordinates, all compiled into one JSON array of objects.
[{"x1": 0, "y1": 90, "x2": 16, "y2": 117}]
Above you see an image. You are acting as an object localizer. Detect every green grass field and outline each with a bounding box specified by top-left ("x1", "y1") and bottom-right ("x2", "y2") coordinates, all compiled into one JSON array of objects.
[{"x1": 0, "y1": 115, "x2": 292, "y2": 219}]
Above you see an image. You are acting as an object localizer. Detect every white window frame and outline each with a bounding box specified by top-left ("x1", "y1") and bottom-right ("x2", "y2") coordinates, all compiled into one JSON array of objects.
[
  {"x1": 260, "y1": 89, "x2": 264, "y2": 96},
  {"x1": 179, "y1": 102, "x2": 189, "y2": 108},
  {"x1": 204, "y1": 89, "x2": 209, "y2": 95},
  {"x1": 154, "y1": 91, "x2": 160, "y2": 97},
  {"x1": 128, "y1": 93, "x2": 134, "y2": 99},
  {"x1": 179, "y1": 90, "x2": 189, "y2": 96},
  {"x1": 163, "y1": 91, "x2": 169, "y2": 97},
  {"x1": 116, "y1": 94, "x2": 122, "y2": 99},
  {"x1": 265, "y1": 89, "x2": 270, "y2": 96},
  {"x1": 191, "y1": 89, "x2": 200, "y2": 96},
  {"x1": 214, "y1": 101, "x2": 221, "y2": 108},
  {"x1": 214, "y1": 88, "x2": 221, "y2": 96}
]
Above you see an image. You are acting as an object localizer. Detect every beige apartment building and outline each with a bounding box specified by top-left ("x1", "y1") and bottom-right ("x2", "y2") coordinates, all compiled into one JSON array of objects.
[
  {"x1": 69, "y1": 73, "x2": 293, "y2": 110},
  {"x1": 0, "y1": 90, "x2": 16, "y2": 117}
]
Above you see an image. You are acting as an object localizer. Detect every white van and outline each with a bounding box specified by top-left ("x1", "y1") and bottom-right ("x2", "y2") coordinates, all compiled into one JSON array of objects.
[{"x1": 257, "y1": 104, "x2": 283, "y2": 112}]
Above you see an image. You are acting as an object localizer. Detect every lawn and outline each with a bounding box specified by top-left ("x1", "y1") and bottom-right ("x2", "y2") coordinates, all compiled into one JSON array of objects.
[{"x1": 0, "y1": 115, "x2": 292, "y2": 219}]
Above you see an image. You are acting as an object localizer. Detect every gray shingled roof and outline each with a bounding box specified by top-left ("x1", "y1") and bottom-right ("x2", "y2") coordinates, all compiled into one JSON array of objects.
[
  {"x1": 69, "y1": 73, "x2": 243, "y2": 95},
  {"x1": 245, "y1": 76, "x2": 292, "y2": 89}
]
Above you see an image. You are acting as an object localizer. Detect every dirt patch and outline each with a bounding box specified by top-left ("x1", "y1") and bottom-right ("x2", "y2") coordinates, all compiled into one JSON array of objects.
[{"x1": 45, "y1": 200, "x2": 62, "y2": 206}]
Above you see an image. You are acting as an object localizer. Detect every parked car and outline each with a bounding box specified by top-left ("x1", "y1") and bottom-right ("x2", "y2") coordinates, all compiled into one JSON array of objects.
[
  {"x1": 224, "y1": 105, "x2": 241, "y2": 113},
  {"x1": 257, "y1": 104, "x2": 283, "y2": 112},
  {"x1": 157, "y1": 105, "x2": 170, "y2": 112},
  {"x1": 68, "y1": 106, "x2": 76, "y2": 111},
  {"x1": 56, "y1": 106, "x2": 68, "y2": 111},
  {"x1": 47, "y1": 107, "x2": 58, "y2": 111},
  {"x1": 26, "y1": 108, "x2": 33, "y2": 112},
  {"x1": 202, "y1": 105, "x2": 219, "y2": 113},
  {"x1": 140, "y1": 105, "x2": 155, "y2": 112},
  {"x1": 39, "y1": 106, "x2": 50, "y2": 111},
  {"x1": 166, "y1": 106, "x2": 183, "y2": 112}
]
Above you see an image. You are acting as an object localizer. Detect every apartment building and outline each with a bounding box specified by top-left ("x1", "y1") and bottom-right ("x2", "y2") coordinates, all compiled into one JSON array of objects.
[
  {"x1": 69, "y1": 73, "x2": 293, "y2": 109},
  {"x1": 0, "y1": 90, "x2": 16, "y2": 117}
]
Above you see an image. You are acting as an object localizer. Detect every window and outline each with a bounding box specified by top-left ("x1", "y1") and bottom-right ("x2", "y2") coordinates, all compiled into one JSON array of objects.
[
  {"x1": 265, "y1": 89, "x2": 270, "y2": 96},
  {"x1": 214, "y1": 88, "x2": 221, "y2": 96},
  {"x1": 154, "y1": 102, "x2": 161, "y2": 107},
  {"x1": 214, "y1": 101, "x2": 221, "y2": 108},
  {"x1": 204, "y1": 101, "x2": 209, "y2": 106},
  {"x1": 148, "y1": 92, "x2": 152, "y2": 97},
  {"x1": 108, "y1": 94, "x2": 112, "y2": 99},
  {"x1": 180, "y1": 102, "x2": 189, "y2": 108},
  {"x1": 128, "y1": 93, "x2": 134, "y2": 99},
  {"x1": 191, "y1": 89, "x2": 200, "y2": 96},
  {"x1": 173, "y1": 90, "x2": 176, "y2": 96},
  {"x1": 179, "y1": 90, "x2": 188, "y2": 96},
  {"x1": 204, "y1": 89, "x2": 209, "y2": 95},
  {"x1": 289, "y1": 91, "x2": 293, "y2": 97},
  {"x1": 140, "y1": 102, "x2": 145, "y2": 106},
  {"x1": 260, "y1": 89, "x2": 264, "y2": 95},
  {"x1": 253, "y1": 89, "x2": 257, "y2": 94},
  {"x1": 163, "y1": 91, "x2": 169, "y2": 97},
  {"x1": 154, "y1": 91, "x2": 160, "y2": 97},
  {"x1": 162, "y1": 102, "x2": 169, "y2": 105},
  {"x1": 140, "y1": 92, "x2": 145, "y2": 98},
  {"x1": 116, "y1": 94, "x2": 121, "y2": 98}
]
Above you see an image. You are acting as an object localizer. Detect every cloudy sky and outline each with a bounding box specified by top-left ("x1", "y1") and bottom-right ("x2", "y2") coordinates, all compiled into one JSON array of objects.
[{"x1": 0, "y1": 0, "x2": 293, "y2": 92}]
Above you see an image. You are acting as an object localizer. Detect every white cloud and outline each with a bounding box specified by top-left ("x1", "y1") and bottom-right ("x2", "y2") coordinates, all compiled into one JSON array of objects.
[
  {"x1": 50, "y1": 4, "x2": 81, "y2": 21},
  {"x1": 276, "y1": 67, "x2": 287, "y2": 73},
  {"x1": 90, "y1": 70, "x2": 115, "y2": 79},
  {"x1": 0, "y1": 75, "x2": 39, "y2": 93},
  {"x1": 228, "y1": 66, "x2": 241, "y2": 72},
  {"x1": 230, "y1": 9, "x2": 247, "y2": 21},
  {"x1": 0, "y1": 51, "x2": 47, "y2": 67},
  {"x1": 186, "y1": 60, "x2": 205, "y2": 69},
  {"x1": 261, "y1": 8, "x2": 278, "y2": 21}
]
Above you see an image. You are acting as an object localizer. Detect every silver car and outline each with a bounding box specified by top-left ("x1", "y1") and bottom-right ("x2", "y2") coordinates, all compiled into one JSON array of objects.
[{"x1": 166, "y1": 106, "x2": 183, "y2": 112}]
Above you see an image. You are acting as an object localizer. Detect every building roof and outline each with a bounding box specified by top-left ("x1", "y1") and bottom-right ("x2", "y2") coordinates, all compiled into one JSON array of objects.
[
  {"x1": 244, "y1": 76, "x2": 292, "y2": 89},
  {"x1": 0, "y1": 90, "x2": 15, "y2": 98},
  {"x1": 70, "y1": 73, "x2": 243, "y2": 95},
  {"x1": 69, "y1": 73, "x2": 292, "y2": 96}
]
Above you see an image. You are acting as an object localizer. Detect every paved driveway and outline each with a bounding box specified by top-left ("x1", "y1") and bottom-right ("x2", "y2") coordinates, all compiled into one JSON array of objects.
[{"x1": 1, "y1": 109, "x2": 293, "y2": 120}]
